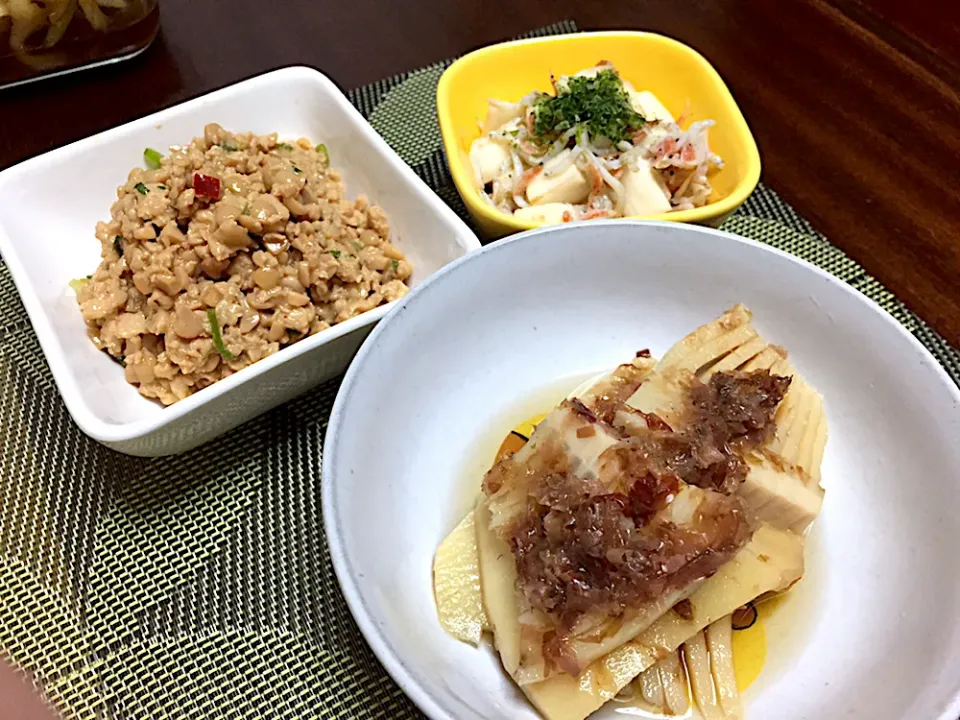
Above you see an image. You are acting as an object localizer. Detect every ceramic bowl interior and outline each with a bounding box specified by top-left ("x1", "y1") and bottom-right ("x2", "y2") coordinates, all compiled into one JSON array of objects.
[
  {"x1": 0, "y1": 66, "x2": 479, "y2": 454},
  {"x1": 324, "y1": 221, "x2": 960, "y2": 720},
  {"x1": 437, "y1": 32, "x2": 761, "y2": 237}
]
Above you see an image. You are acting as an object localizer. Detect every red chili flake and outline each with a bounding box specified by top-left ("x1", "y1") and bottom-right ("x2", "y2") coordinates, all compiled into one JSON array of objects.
[
  {"x1": 193, "y1": 173, "x2": 222, "y2": 200},
  {"x1": 635, "y1": 348, "x2": 651, "y2": 358}
]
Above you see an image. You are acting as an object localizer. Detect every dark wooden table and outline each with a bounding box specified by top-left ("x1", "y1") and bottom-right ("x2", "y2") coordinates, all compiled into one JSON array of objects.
[{"x1": 2, "y1": 0, "x2": 959, "y2": 345}]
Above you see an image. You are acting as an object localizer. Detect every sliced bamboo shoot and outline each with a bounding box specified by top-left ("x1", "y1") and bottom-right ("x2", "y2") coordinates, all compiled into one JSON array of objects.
[
  {"x1": 807, "y1": 411, "x2": 829, "y2": 487},
  {"x1": 779, "y1": 380, "x2": 815, "y2": 465},
  {"x1": 658, "y1": 650, "x2": 690, "y2": 715},
  {"x1": 433, "y1": 306, "x2": 827, "y2": 720},
  {"x1": 617, "y1": 367, "x2": 693, "y2": 430},
  {"x1": 769, "y1": 376, "x2": 805, "y2": 458},
  {"x1": 656, "y1": 304, "x2": 754, "y2": 372},
  {"x1": 738, "y1": 456, "x2": 823, "y2": 533},
  {"x1": 739, "y1": 345, "x2": 785, "y2": 372},
  {"x1": 574, "y1": 356, "x2": 658, "y2": 407},
  {"x1": 767, "y1": 372, "x2": 828, "y2": 488},
  {"x1": 706, "y1": 615, "x2": 742, "y2": 719},
  {"x1": 700, "y1": 336, "x2": 767, "y2": 380},
  {"x1": 485, "y1": 405, "x2": 621, "y2": 533},
  {"x1": 475, "y1": 501, "x2": 522, "y2": 675},
  {"x1": 638, "y1": 664, "x2": 667, "y2": 712},
  {"x1": 482, "y1": 403, "x2": 696, "y2": 679},
  {"x1": 623, "y1": 306, "x2": 777, "y2": 429},
  {"x1": 523, "y1": 525, "x2": 804, "y2": 720},
  {"x1": 566, "y1": 586, "x2": 693, "y2": 678},
  {"x1": 684, "y1": 322, "x2": 761, "y2": 376},
  {"x1": 797, "y1": 394, "x2": 827, "y2": 483},
  {"x1": 433, "y1": 510, "x2": 489, "y2": 645},
  {"x1": 685, "y1": 631, "x2": 723, "y2": 720},
  {"x1": 770, "y1": 357, "x2": 793, "y2": 376}
]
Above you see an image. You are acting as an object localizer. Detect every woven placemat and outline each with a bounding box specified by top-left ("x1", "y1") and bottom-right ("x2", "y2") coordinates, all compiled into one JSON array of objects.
[{"x1": 1, "y1": 19, "x2": 957, "y2": 720}]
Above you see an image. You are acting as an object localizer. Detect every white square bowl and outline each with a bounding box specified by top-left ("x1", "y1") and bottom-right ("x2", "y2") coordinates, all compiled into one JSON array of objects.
[{"x1": 0, "y1": 66, "x2": 480, "y2": 457}]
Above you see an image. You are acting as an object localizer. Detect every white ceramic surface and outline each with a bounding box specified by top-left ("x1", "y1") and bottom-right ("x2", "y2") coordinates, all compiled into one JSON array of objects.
[
  {"x1": 0, "y1": 66, "x2": 479, "y2": 456},
  {"x1": 323, "y1": 221, "x2": 960, "y2": 720}
]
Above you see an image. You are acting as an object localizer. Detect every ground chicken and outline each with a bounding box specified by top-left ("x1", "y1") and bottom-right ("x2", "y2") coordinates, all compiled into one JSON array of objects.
[{"x1": 76, "y1": 124, "x2": 412, "y2": 405}]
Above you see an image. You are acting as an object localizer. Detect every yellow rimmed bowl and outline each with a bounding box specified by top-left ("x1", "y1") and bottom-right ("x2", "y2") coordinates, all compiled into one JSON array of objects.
[{"x1": 437, "y1": 31, "x2": 762, "y2": 238}]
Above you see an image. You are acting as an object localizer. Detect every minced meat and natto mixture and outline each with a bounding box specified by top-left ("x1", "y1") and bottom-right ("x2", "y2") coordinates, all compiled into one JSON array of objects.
[{"x1": 76, "y1": 124, "x2": 412, "y2": 405}]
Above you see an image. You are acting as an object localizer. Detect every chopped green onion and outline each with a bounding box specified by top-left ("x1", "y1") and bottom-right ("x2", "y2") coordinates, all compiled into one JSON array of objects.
[
  {"x1": 68, "y1": 277, "x2": 89, "y2": 292},
  {"x1": 391, "y1": 259, "x2": 399, "y2": 272},
  {"x1": 113, "y1": 236, "x2": 123, "y2": 256},
  {"x1": 315, "y1": 143, "x2": 329, "y2": 163},
  {"x1": 349, "y1": 240, "x2": 363, "y2": 252},
  {"x1": 241, "y1": 202, "x2": 251, "y2": 216},
  {"x1": 219, "y1": 141, "x2": 239, "y2": 151},
  {"x1": 143, "y1": 148, "x2": 163, "y2": 169},
  {"x1": 207, "y1": 309, "x2": 236, "y2": 360},
  {"x1": 134, "y1": 182, "x2": 148, "y2": 195},
  {"x1": 277, "y1": 142, "x2": 295, "y2": 151},
  {"x1": 328, "y1": 250, "x2": 341, "y2": 259},
  {"x1": 157, "y1": 184, "x2": 167, "y2": 190}
]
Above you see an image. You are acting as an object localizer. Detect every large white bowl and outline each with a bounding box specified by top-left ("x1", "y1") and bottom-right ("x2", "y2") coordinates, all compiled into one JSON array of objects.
[
  {"x1": 0, "y1": 66, "x2": 479, "y2": 456},
  {"x1": 323, "y1": 221, "x2": 960, "y2": 720}
]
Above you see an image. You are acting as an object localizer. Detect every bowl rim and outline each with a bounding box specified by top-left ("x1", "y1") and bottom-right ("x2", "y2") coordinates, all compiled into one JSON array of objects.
[
  {"x1": 0, "y1": 65, "x2": 479, "y2": 445},
  {"x1": 436, "y1": 30, "x2": 762, "y2": 233},
  {"x1": 322, "y1": 219, "x2": 960, "y2": 720}
]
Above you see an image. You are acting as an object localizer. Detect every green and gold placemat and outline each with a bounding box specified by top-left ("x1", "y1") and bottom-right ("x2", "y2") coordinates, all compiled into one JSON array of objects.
[{"x1": 1, "y1": 19, "x2": 957, "y2": 720}]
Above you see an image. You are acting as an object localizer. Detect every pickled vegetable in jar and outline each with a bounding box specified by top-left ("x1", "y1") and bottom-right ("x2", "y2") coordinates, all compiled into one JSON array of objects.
[{"x1": 0, "y1": 0, "x2": 160, "y2": 90}]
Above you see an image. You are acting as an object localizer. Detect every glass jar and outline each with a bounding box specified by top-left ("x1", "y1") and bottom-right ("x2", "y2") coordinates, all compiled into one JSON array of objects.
[{"x1": 0, "y1": 0, "x2": 159, "y2": 90}]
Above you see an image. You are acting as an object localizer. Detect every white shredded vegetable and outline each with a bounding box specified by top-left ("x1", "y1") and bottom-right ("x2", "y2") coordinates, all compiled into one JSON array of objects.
[
  {"x1": 585, "y1": 152, "x2": 626, "y2": 215},
  {"x1": 509, "y1": 150, "x2": 529, "y2": 208},
  {"x1": 470, "y1": 62, "x2": 723, "y2": 220},
  {"x1": 542, "y1": 146, "x2": 579, "y2": 178}
]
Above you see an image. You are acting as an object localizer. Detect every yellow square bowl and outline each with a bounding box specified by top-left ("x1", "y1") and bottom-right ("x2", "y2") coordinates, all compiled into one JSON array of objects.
[{"x1": 437, "y1": 31, "x2": 762, "y2": 238}]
